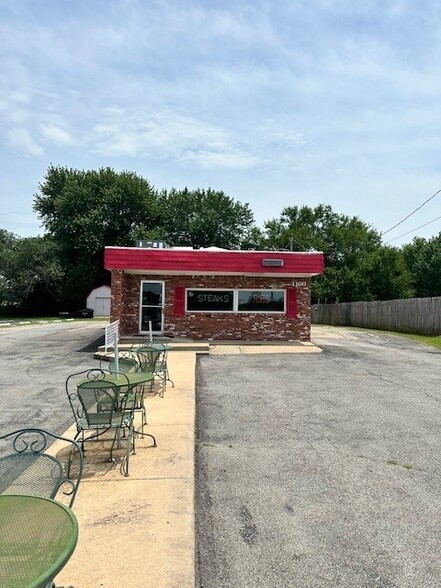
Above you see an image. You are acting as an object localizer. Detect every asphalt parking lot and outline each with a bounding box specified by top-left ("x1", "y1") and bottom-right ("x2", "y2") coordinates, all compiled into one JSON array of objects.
[
  {"x1": 2, "y1": 322, "x2": 441, "y2": 588},
  {"x1": 0, "y1": 321, "x2": 105, "y2": 434},
  {"x1": 196, "y1": 326, "x2": 441, "y2": 588}
]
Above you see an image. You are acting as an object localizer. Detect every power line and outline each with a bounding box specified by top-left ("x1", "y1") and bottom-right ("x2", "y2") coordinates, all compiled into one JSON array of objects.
[
  {"x1": 381, "y1": 188, "x2": 441, "y2": 237},
  {"x1": 385, "y1": 214, "x2": 441, "y2": 244}
]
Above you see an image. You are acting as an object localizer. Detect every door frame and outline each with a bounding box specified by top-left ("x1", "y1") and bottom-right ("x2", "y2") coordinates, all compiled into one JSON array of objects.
[{"x1": 139, "y1": 280, "x2": 165, "y2": 335}]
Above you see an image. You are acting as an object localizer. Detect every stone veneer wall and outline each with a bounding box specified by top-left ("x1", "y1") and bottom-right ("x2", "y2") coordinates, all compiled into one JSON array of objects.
[{"x1": 110, "y1": 272, "x2": 312, "y2": 341}]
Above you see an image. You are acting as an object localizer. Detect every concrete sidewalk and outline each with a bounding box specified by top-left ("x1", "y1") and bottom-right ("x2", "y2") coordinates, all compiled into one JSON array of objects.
[
  {"x1": 55, "y1": 342, "x2": 321, "y2": 588},
  {"x1": 57, "y1": 350, "x2": 197, "y2": 588}
]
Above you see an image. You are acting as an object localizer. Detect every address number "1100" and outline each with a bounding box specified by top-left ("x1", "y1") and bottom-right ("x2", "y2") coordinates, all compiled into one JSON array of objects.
[{"x1": 293, "y1": 280, "x2": 307, "y2": 287}]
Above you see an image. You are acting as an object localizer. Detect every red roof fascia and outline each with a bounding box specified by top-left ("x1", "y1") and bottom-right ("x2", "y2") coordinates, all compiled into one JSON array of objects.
[{"x1": 104, "y1": 247, "x2": 324, "y2": 275}]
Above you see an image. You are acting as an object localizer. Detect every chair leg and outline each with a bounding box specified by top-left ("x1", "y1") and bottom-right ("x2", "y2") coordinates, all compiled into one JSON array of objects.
[
  {"x1": 74, "y1": 430, "x2": 86, "y2": 454},
  {"x1": 134, "y1": 388, "x2": 147, "y2": 436},
  {"x1": 140, "y1": 398, "x2": 147, "y2": 433},
  {"x1": 109, "y1": 430, "x2": 118, "y2": 462},
  {"x1": 66, "y1": 443, "x2": 78, "y2": 478},
  {"x1": 144, "y1": 432, "x2": 157, "y2": 447},
  {"x1": 121, "y1": 422, "x2": 136, "y2": 477},
  {"x1": 154, "y1": 372, "x2": 166, "y2": 397},
  {"x1": 130, "y1": 424, "x2": 136, "y2": 456},
  {"x1": 165, "y1": 365, "x2": 175, "y2": 388}
]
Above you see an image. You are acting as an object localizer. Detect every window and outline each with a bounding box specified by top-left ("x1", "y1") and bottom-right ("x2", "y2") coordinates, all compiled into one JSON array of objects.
[
  {"x1": 140, "y1": 281, "x2": 164, "y2": 333},
  {"x1": 185, "y1": 289, "x2": 285, "y2": 313},
  {"x1": 237, "y1": 290, "x2": 285, "y2": 312},
  {"x1": 187, "y1": 290, "x2": 234, "y2": 312}
]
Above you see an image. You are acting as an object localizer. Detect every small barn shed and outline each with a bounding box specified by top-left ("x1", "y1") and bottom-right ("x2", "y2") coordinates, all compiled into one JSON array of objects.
[{"x1": 86, "y1": 285, "x2": 111, "y2": 317}]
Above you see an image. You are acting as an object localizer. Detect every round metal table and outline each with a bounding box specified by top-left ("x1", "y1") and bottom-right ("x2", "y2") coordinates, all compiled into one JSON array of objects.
[
  {"x1": 0, "y1": 494, "x2": 78, "y2": 588},
  {"x1": 78, "y1": 370, "x2": 154, "y2": 389}
]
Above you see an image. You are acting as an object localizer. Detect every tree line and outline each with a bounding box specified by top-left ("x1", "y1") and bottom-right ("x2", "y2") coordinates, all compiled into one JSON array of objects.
[{"x1": 1, "y1": 165, "x2": 440, "y2": 315}]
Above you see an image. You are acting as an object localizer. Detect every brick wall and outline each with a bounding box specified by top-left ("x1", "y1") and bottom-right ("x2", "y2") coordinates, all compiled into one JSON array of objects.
[{"x1": 110, "y1": 272, "x2": 312, "y2": 341}]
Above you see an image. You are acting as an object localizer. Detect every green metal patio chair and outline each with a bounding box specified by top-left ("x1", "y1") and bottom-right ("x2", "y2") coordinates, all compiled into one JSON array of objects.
[
  {"x1": 103, "y1": 350, "x2": 154, "y2": 434},
  {"x1": 99, "y1": 349, "x2": 139, "y2": 374},
  {"x1": 149, "y1": 343, "x2": 174, "y2": 395},
  {"x1": 136, "y1": 345, "x2": 172, "y2": 397},
  {"x1": 0, "y1": 428, "x2": 83, "y2": 508},
  {"x1": 65, "y1": 369, "x2": 136, "y2": 476}
]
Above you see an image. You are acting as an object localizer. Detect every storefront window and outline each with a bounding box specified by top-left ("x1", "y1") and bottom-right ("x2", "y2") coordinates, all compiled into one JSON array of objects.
[
  {"x1": 187, "y1": 290, "x2": 234, "y2": 312},
  {"x1": 186, "y1": 289, "x2": 285, "y2": 313},
  {"x1": 237, "y1": 290, "x2": 285, "y2": 312}
]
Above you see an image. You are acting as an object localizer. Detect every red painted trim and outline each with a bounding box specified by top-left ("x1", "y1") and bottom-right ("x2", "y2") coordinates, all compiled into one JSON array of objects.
[
  {"x1": 286, "y1": 288, "x2": 298, "y2": 318},
  {"x1": 173, "y1": 286, "x2": 185, "y2": 317},
  {"x1": 105, "y1": 247, "x2": 324, "y2": 276}
]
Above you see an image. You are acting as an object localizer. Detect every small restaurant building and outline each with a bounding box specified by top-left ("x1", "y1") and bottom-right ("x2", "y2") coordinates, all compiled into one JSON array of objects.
[{"x1": 104, "y1": 244, "x2": 324, "y2": 342}]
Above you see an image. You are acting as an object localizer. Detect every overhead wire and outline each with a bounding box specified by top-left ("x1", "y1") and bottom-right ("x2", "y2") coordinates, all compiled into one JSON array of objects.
[
  {"x1": 381, "y1": 187, "x2": 441, "y2": 237},
  {"x1": 385, "y1": 214, "x2": 441, "y2": 244},
  {"x1": 272, "y1": 188, "x2": 441, "y2": 251}
]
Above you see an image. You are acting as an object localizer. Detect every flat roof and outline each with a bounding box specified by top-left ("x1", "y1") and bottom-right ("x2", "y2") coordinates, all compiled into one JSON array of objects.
[{"x1": 105, "y1": 246, "x2": 324, "y2": 277}]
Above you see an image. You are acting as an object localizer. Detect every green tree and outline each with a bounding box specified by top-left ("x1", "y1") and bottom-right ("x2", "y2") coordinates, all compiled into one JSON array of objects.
[
  {"x1": 34, "y1": 165, "x2": 161, "y2": 308},
  {"x1": 403, "y1": 234, "x2": 441, "y2": 297},
  {"x1": 158, "y1": 188, "x2": 256, "y2": 249},
  {"x1": 262, "y1": 204, "x2": 412, "y2": 302},
  {"x1": 1, "y1": 236, "x2": 63, "y2": 314},
  {"x1": 360, "y1": 246, "x2": 414, "y2": 301},
  {"x1": 0, "y1": 229, "x2": 18, "y2": 307}
]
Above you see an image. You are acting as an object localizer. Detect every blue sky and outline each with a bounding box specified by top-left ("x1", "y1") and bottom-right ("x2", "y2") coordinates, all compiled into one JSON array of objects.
[{"x1": 1, "y1": 0, "x2": 441, "y2": 246}]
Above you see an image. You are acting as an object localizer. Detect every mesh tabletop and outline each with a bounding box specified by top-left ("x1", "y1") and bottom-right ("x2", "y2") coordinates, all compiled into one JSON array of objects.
[
  {"x1": 79, "y1": 371, "x2": 154, "y2": 388},
  {"x1": 0, "y1": 495, "x2": 78, "y2": 588},
  {"x1": 110, "y1": 372, "x2": 154, "y2": 386}
]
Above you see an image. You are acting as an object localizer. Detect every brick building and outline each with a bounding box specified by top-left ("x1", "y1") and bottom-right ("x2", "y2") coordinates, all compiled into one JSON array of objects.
[{"x1": 104, "y1": 245, "x2": 324, "y2": 342}]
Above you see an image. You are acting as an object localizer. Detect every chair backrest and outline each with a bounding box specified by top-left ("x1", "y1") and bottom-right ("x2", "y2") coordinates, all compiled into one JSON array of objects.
[
  {"x1": 155, "y1": 347, "x2": 168, "y2": 372},
  {"x1": 109, "y1": 352, "x2": 138, "y2": 374},
  {"x1": 66, "y1": 368, "x2": 100, "y2": 430},
  {"x1": 100, "y1": 350, "x2": 139, "y2": 374},
  {"x1": 0, "y1": 428, "x2": 83, "y2": 508},
  {"x1": 66, "y1": 369, "x2": 133, "y2": 430},
  {"x1": 77, "y1": 380, "x2": 128, "y2": 427},
  {"x1": 136, "y1": 347, "x2": 162, "y2": 372}
]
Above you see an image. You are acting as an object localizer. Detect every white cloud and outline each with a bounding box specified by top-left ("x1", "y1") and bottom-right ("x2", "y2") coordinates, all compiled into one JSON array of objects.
[
  {"x1": 41, "y1": 124, "x2": 74, "y2": 145},
  {"x1": 89, "y1": 108, "x2": 261, "y2": 168},
  {"x1": 87, "y1": 106, "x2": 307, "y2": 170},
  {"x1": 7, "y1": 127, "x2": 43, "y2": 156},
  {"x1": 0, "y1": 87, "x2": 32, "y2": 126},
  {"x1": 1, "y1": 0, "x2": 441, "y2": 243},
  {"x1": 182, "y1": 149, "x2": 260, "y2": 169}
]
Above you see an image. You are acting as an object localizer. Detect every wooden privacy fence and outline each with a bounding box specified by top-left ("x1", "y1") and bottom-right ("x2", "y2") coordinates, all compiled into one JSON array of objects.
[{"x1": 312, "y1": 297, "x2": 441, "y2": 335}]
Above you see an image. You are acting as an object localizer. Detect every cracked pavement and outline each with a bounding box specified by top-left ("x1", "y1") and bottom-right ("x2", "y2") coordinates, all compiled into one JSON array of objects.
[{"x1": 196, "y1": 325, "x2": 441, "y2": 588}]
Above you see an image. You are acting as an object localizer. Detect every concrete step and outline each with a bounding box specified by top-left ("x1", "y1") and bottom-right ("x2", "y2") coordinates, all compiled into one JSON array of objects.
[{"x1": 96, "y1": 341, "x2": 210, "y2": 358}]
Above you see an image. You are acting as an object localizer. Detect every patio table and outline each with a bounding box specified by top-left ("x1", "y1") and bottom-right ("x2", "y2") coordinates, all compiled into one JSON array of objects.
[
  {"x1": 79, "y1": 370, "x2": 154, "y2": 389},
  {"x1": 106, "y1": 371, "x2": 155, "y2": 387},
  {"x1": 0, "y1": 494, "x2": 78, "y2": 588}
]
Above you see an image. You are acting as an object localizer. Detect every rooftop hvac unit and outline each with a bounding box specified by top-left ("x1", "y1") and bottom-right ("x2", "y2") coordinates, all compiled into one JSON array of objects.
[{"x1": 135, "y1": 240, "x2": 170, "y2": 249}]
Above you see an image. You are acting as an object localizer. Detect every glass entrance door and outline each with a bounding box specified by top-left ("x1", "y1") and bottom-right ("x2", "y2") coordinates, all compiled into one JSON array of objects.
[{"x1": 140, "y1": 281, "x2": 164, "y2": 334}]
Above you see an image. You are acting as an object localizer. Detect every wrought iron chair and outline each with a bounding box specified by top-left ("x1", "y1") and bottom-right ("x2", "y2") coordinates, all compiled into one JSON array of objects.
[
  {"x1": 150, "y1": 343, "x2": 174, "y2": 395},
  {"x1": 136, "y1": 345, "x2": 172, "y2": 397},
  {"x1": 100, "y1": 350, "x2": 154, "y2": 434},
  {"x1": 99, "y1": 349, "x2": 139, "y2": 373},
  {"x1": 0, "y1": 428, "x2": 83, "y2": 508},
  {"x1": 65, "y1": 368, "x2": 136, "y2": 476}
]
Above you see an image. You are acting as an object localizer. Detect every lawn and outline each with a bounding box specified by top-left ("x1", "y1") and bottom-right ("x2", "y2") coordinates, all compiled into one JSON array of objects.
[{"x1": 334, "y1": 325, "x2": 441, "y2": 351}]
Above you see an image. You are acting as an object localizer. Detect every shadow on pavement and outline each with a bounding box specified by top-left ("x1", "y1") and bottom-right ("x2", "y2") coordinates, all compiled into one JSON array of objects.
[{"x1": 76, "y1": 335, "x2": 105, "y2": 353}]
